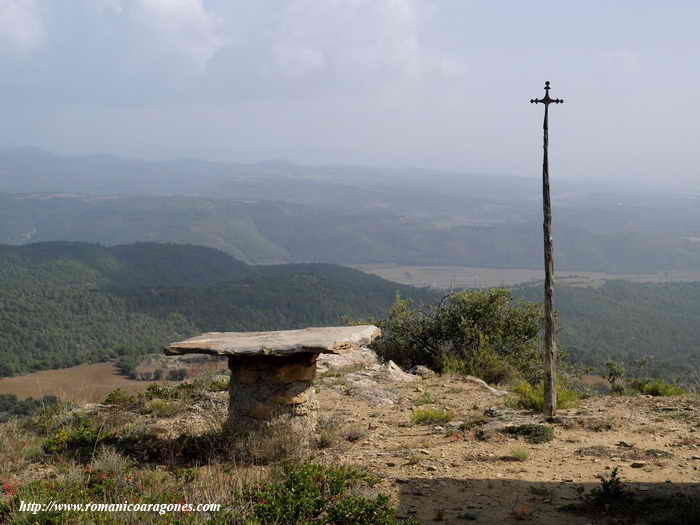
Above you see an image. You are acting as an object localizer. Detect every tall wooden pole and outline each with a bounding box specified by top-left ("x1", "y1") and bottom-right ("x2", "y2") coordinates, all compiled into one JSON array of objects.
[{"x1": 530, "y1": 81, "x2": 563, "y2": 418}]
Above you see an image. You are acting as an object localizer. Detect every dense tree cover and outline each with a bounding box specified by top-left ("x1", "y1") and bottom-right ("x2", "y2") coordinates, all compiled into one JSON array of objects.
[
  {"x1": 0, "y1": 241, "x2": 253, "y2": 288},
  {"x1": 4, "y1": 241, "x2": 700, "y2": 385},
  {"x1": 0, "y1": 242, "x2": 435, "y2": 378},
  {"x1": 0, "y1": 394, "x2": 59, "y2": 422},
  {"x1": 513, "y1": 280, "x2": 700, "y2": 382}
]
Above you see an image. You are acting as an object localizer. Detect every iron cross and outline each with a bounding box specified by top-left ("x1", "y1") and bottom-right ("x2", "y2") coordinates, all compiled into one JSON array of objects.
[
  {"x1": 530, "y1": 80, "x2": 564, "y2": 419},
  {"x1": 530, "y1": 80, "x2": 564, "y2": 106}
]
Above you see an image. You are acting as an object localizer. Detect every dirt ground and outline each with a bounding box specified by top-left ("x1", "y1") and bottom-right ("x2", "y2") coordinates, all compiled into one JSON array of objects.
[
  {"x1": 315, "y1": 374, "x2": 700, "y2": 524},
  {"x1": 0, "y1": 363, "x2": 160, "y2": 403},
  {"x1": 3, "y1": 361, "x2": 699, "y2": 524},
  {"x1": 0, "y1": 359, "x2": 227, "y2": 403}
]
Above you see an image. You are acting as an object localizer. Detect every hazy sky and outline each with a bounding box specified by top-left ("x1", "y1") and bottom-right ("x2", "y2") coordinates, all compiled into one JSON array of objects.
[{"x1": 0, "y1": 1, "x2": 698, "y2": 185}]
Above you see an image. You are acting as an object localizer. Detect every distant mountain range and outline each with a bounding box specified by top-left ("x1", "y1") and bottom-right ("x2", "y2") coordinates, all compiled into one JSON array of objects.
[{"x1": 1, "y1": 147, "x2": 700, "y2": 272}]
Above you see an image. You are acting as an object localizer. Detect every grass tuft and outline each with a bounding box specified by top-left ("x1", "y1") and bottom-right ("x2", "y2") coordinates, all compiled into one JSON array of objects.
[
  {"x1": 410, "y1": 408, "x2": 452, "y2": 425},
  {"x1": 505, "y1": 381, "x2": 579, "y2": 411}
]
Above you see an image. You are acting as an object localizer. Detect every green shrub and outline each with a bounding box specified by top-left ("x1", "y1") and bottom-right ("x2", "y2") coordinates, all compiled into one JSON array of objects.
[
  {"x1": 500, "y1": 424, "x2": 554, "y2": 444},
  {"x1": 439, "y1": 347, "x2": 518, "y2": 385},
  {"x1": 43, "y1": 416, "x2": 104, "y2": 457},
  {"x1": 629, "y1": 379, "x2": 685, "y2": 397},
  {"x1": 458, "y1": 415, "x2": 488, "y2": 431},
  {"x1": 239, "y1": 463, "x2": 416, "y2": 525},
  {"x1": 325, "y1": 494, "x2": 406, "y2": 525},
  {"x1": 373, "y1": 289, "x2": 543, "y2": 383},
  {"x1": 144, "y1": 399, "x2": 181, "y2": 418},
  {"x1": 21, "y1": 400, "x2": 72, "y2": 435},
  {"x1": 103, "y1": 388, "x2": 136, "y2": 408},
  {"x1": 606, "y1": 360, "x2": 625, "y2": 389},
  {"x1": 410, "y1": 408, "x2": 452, "y2": 425},
  {"x1": 505, "y1": 381, "x2": 579, "y2": 411},
  {"x1": 144, "y1": 382, "x2": 197, "y2": 401},
  {"x1": 0, "y1": 394, "x2": 59, "y2": 423},
  {"x1": 590, "y1": 467, "x2": 628, "y2": 504},
  {"x1": 564, "y1": 467, "x2": 700, "y2": 523}
]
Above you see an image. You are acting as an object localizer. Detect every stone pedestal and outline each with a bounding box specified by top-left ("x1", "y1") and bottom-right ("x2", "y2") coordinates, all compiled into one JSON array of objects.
[
  {"x1": 226, "y1": 353, "x2": 319, "y2": 441},
  {"x1": 164, "y1": 325, "x2": 381, "y2": 445}
]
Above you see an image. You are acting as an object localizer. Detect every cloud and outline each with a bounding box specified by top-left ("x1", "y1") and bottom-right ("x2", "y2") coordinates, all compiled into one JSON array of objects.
[
  {"x1": 272, "y1": 0, "x2": 464, "y2": 79},
  {"x1": 131, "y1": 0, "x2": 227, "y2": 70},
  {"x1": 0, "y1": 0, "x2": 225, "y2": 69},
  {"x1": 0, "y1": 0, "x2": 44, "y2": 53}
]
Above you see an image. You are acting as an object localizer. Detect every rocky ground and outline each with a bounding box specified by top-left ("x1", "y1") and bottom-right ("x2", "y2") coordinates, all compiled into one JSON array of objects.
[
  {"x1": 3, "y1": 348, "x2": 699, "y2": 524},
  {"x1": 312, "y1": 350, "x2": 700, "y2": 524}
]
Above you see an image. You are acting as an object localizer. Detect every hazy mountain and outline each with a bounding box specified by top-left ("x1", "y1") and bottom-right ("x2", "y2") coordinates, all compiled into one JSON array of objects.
[
  {"x1": 2, "y1": 147, "x2": 700, "y2": 272},
  {"x1": 2, "y1": 191, "x2": 700, "y2": 272}
]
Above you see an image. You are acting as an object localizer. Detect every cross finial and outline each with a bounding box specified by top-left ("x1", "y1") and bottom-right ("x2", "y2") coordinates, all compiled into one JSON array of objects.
[{"x1": 530, "y1": 81, "x2": 564, "y2": 105}]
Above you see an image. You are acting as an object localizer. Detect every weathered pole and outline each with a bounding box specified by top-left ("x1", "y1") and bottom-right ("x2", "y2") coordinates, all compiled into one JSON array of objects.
[{"x1": 530, "y1": 81, "x2": 563, "y2": 418}]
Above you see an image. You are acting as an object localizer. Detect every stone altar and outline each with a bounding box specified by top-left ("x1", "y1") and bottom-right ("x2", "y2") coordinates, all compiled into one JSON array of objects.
[{"x1": 164, "y1": 325, "x2": 380, "y2": 442}]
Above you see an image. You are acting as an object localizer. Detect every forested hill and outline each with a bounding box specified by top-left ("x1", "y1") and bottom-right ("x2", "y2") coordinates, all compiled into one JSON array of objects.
[
  {"x1": 0, "y1": 242, "x2": 254, "y2": 288},
  {"x1": 513, "y1": 280, "x2": 700, "y2": 381},
  {"x1": 0, "y1": 242, "x2": 437, "y2": 377}
]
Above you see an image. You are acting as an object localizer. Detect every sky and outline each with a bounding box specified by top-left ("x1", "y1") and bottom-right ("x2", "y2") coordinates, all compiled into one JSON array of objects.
[{"x1": 0, "y1": 1, "x2": 698, "y2": 186}]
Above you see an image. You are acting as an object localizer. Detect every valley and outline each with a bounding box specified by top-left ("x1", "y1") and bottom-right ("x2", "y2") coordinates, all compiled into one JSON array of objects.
[{"x1": 351, "y1": 264, "x2": 700, "y2": 289}]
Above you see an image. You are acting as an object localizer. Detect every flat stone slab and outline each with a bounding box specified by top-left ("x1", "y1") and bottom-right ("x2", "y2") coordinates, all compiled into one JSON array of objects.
[{"x1": 164, "y1": 325, "x2": 381, "y2": 357}]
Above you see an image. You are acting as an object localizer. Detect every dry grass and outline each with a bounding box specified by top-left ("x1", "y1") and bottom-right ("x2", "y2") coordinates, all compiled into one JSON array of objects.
[
  {"x1": 90, "y1": 446, "x2": 133, "y2": 476},
  {"x1": 0, "y1": 418, "x2": 44, "y2": 478},
  {"x1": 0, "y1": 363, "x2": 159, "y2": 403}
]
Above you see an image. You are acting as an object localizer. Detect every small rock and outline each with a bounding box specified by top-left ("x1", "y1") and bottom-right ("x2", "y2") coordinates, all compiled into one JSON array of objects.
[
  {"x1": 410, "y1": 365, "x2": 436, "y2": 378},
  {"x1": 426, "y1": 465, "x2": 438, "y2": 472},
  {"x1": 484, "y1": 407, "x2": 500, "y2": 417},
  {"x1": 464, "y1": 376, "x2": 509, "y2": 396},
  {"x1": 631, "y1": 462, "x2": 645, "y2": 468},
  {"x1": 690, "y1": 455, "x2": 700, "y2": 460},
  {"x1": 419, "y1": 449, "x2": 430, "y2": 455},
  {"x1": 376, "y1": 360, "x2": 418, "y2": 383}
]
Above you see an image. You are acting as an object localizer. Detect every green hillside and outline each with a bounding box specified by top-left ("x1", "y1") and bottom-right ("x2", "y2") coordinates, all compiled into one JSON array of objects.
[
  {"x1": 513, "y1": 280, "x2": 700, "y2": 381},
  {"x1": 0, "y1": 242, "x2": 436, "y2": 377}
]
